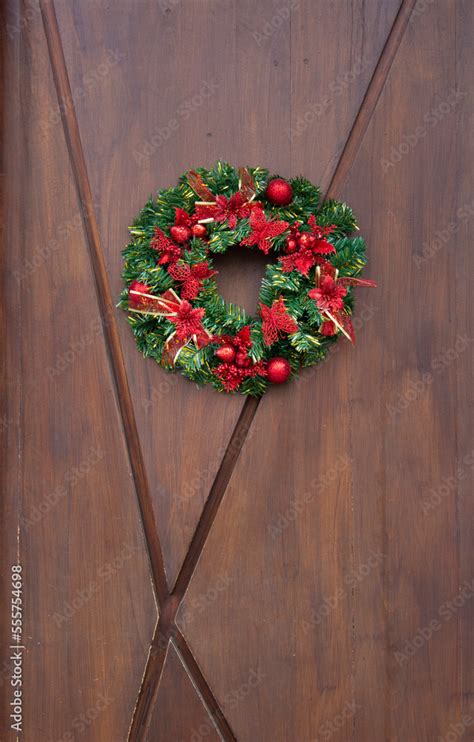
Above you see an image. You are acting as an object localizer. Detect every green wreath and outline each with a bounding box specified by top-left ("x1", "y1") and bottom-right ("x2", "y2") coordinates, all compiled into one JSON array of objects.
[{"x1": 119, "y1": 161, "x2": 375, "y2": 395}]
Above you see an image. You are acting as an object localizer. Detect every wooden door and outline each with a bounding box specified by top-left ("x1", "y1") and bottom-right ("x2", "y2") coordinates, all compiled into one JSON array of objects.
[{"x1": 2, "y1": 1, "x2": 473, "y2": 740}]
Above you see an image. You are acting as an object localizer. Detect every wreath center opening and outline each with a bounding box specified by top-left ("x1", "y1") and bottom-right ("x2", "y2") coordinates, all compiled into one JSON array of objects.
[{"x1": 212, "y1": 245, "x2": 276, "y2": 315}]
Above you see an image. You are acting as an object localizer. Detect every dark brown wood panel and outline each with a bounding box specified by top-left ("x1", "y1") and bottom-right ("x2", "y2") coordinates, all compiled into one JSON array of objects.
[
  {"x1": 174, "y1": 3, "x2": 403, "y2": 741},
  {"x1": 1, "y1": 3, "x2": 156, "y2": 740},
  {"x1": 178, "y1": 2, "x2": 473, "y2": 741},
  {"x1": 53, "y1": 0, "x2": 256, "y2": 587},
  {"x1": 290, "y1": 0, "x2": 402, "y2": 191},
  {"x1": 340, "y1": 1, "x2": 474, "y2": 738},
  {"x1": 454, "y1": 2, "x2": 474, "y2": 722},
  {"x1": 146, "y1": 642, "x2": 221, "y2": 742},
  {"x1": 3, "y1": 0, "x2": 472, "y2": 740}
]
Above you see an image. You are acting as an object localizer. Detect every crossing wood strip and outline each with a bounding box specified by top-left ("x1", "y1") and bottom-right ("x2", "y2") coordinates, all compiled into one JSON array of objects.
[
  {"x1": 326, "y1": 0, "x2": 417, "y2": 199},
  {"x1": 39, "y1": 0, "x2": 169, "y2": 606},
  {"x1": 52, "y1": 0, "x2": 249, "y2": 589},
  {"x1": 145, "y1": 642, "x2": 222, "y2": 742}
]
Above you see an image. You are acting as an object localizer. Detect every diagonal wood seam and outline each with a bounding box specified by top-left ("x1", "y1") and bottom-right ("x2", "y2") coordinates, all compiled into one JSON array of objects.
[
  {"x1": 132, "y1": 0, "x2": 417, "y2": 736},
  {"x1": 39, "y1": 0, "x2": 237, "y2": 738},
  {"x1": 40, "y1": 0, "x2": 416, "y2": 738},
  {"x1": 38, "y1": 0, "x2": 169, "y2": 603}
]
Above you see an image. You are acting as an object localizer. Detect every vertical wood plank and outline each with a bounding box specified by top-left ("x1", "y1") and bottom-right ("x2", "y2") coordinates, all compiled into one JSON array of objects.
[
  {"x1": 455, "y1": 2, "x2": 474, "y2": 725},
  {"x1": 1, "y1": 3, "x2": 156, "y2": 739},
  {"x1": 146, "y1": 643, "x2": 221, "y2": 742},
  {"x1": 177, "y1": 2, "x2": 401, "y2": 740},
  {"x1": 340, "y1": 1, "x2": 472, "y2": 738},
  {"x1": 53, "y1": 0, "x2": 252, "y2": 587}
]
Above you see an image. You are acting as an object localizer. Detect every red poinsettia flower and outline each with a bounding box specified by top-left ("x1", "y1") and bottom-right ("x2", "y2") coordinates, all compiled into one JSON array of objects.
[
  {"x1": 168, "y1": 300, "x2": 205, "y2": 340},
  {"x1": 150, "y1": 227, "x2": 182, "y2": 265},
  {"x1": 259, "y1": 297, "x2": 299, "y2": 346},
  {"x1": 308, "y1": 265, "x2": 376, "y2": 343},
  {"x1": 128, "y1": 281, "x2": 154, "y2": 309},
  {"x1": 279, "y1": 217, "x2": 336, "y2": 276},
  {"x1": 279, "y1": 247, "x2": 314, "y2": 276},
  {"x1": 174, "y1": 207, "x2": 194, "y2": 227},
  {"x1": 213, "y1": 193, "x2": 254, "y2": 229},
  {"x1": 168, "y1": 261, "x2": 217, "y2": 300},
  {"x1": 308, "y1": 275, "x2": 347, "y2": 313},
  {"x1": 308, "y1": 215, "x2": 336, "y2": 251},
  {"x1": 241, "y1": 206, "x2": 289, "y2": 254},
  {"x1": 193, "y1": 202, "x2": 216, "y2": 223},
  {"x1": 315, "y1": 259, "x2": 377, "y2": 290}
]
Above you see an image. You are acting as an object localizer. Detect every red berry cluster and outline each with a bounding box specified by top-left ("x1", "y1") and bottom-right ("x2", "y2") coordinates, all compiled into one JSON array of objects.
[
  {"x1": 285, "y1": 223, "x2": 330, "y2": 253},
  {"x1": 213, "y1": 326, "x2": 267, "y2": 392},
  {"x1": 279, "y1": 216, "x2": 336, "y2": 277}
]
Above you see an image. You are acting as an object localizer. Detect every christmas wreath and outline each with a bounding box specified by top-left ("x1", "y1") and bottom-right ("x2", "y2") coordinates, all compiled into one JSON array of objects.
[{"x1": 119, "y1": 162, "x2": 375, "y2": 395}]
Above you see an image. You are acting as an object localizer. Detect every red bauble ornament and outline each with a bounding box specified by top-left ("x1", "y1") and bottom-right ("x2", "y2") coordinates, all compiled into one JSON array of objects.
[
  {"x1": 215, "y1": 344, "x2": 236, "y2": 364},
  {"x1": 267, "y1": 357, "x2": 291, "y2": 384},
  {"x1": 191, "y1": 223, "x2": 207, "y2": 238},
  {"x1": 286, "y1": 237, "x2": 297, "y2": 253},
  {"x1": 235, "y1": 351, "x2": 252, "y2": 368},
  {"x1": 170, "y1": 225, "x2": 191, "y2": 244},
  {"x1": 298, "y1": 232, "x2": 312, "y2": 248},
  {"x1": 265, "y1": 178, "x2": 293, "y2": 207}
]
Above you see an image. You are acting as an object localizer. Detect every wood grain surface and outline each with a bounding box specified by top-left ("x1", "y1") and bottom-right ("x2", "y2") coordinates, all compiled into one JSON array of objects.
[
  {"x1": 1, "y1": 2, "x2": 156, "y2": 740},
  {"x1": 146, "y1": 642, "x2": 221, "y2": 742},
  {"x1": 2, "y1": 0, "x2": 472, "y2": 740},
  {"x1": 340, "y1": 2, "x2": 474, "y2": 737}
]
